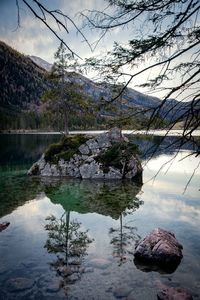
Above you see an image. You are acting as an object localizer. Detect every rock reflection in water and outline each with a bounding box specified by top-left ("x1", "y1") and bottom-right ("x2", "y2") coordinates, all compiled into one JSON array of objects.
[
  {"x1": 134, "y1": 258, "x2": 181, "y2": 274},
  {"x1": 44, "y1": 179, "x2": 143, "y2": 220}
]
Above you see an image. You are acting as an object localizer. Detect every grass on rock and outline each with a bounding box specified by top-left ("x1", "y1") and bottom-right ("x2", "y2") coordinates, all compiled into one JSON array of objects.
[
  {"x1": 44, "y1": 134, "x2": 88, "y2": 163},
  {"x1": 95, "y1": 141, "x2": 140, "y2": 173}
]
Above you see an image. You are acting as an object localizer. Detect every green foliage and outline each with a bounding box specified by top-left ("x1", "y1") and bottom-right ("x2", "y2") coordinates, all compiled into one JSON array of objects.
[
  {"x1": 44, "y1": 134, "x2": 88, "y2": 163},
  {"x1": 44, "y1": 143, "x2": 63, "y2": 163},
  {"x1": 53, "y1": 42, "x2": 80, "y2": 74},
  {"x1": 95, "y1": 141, "x2": 140, "y2": 173},
  {"x1": 0, "y1": 110, "x2": 42, "y2": 130},
  {"x1": 43, "y1": 42, "x2": 94, "y2": 133},
  {"x1": 61, "y1": 134, "x2": 89, "y2": 148}
]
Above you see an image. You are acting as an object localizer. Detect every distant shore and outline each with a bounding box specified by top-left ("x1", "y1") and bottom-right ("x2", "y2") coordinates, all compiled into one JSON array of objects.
[{"x1": 1, "y1": 129, "x2": 200, "y2": 136}]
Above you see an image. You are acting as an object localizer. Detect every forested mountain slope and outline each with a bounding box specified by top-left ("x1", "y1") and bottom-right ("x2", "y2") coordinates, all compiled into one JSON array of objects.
[
  {"x1": 1, "y1": 41, "x2": 195, "y2": 130},
  {"x1": 0, "y1": 41, "x2": 51, "y2": 129}
]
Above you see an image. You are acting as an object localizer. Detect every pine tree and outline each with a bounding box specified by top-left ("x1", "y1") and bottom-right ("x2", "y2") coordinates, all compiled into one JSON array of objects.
[{"x1": 43, "y1": 43, "x2": 91, "y2": 134}]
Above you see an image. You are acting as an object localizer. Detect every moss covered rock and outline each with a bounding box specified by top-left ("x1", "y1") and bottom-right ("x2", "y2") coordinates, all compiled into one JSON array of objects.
[
  {"x1": 27, "y1": 128, "x2": 143, "y2": 181},
  {"x1": 44, "y1": 134, "x2": 89, "y2": 163}
]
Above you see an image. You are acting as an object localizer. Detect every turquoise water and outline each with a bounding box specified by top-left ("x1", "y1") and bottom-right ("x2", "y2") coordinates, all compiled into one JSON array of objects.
[{"x1": 0, "y1": 134, "x2": 200, "y2": 299}]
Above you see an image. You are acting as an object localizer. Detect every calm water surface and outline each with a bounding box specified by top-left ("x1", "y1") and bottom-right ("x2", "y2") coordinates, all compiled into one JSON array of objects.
[{"x1": 0, "y1": 134, "x2": 200, "y2": 300}]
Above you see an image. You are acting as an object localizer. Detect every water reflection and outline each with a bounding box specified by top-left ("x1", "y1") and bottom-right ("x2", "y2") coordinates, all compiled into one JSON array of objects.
[
  {"x1": 109, "y1": 217, "x2": 140, "y2": 266},
  {"x1": 129, "y1": 134, "x2": 199, "y2": 161},
  {"x1": 0, "y1": 133, "x2": 200, "y2": 299},
  {"x1": 0, "y1": 175, "x2": 142, "y2": 221},
  {"x1": 134, "y1": 256, "x2": 181, "y2": 274},
  {"x1": 41, "y1": 179, "x2": 143, "y2": 293},
  {"x1": 45, "y1": 180, "x2": 143, "y2": 219},
  {"x1": 0, "y1": 175, "x2": 45, "y2": 218},
  {"x1": 0, "y1": 134, "x2": 60, "y2": 171},
  {"x1": 44, "y1": 213, "x2": 93, "y2": 292}
]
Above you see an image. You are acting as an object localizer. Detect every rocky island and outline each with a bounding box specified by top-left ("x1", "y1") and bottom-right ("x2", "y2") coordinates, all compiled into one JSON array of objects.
[{"x1": 28, "y1": 128, "x2": 143, "y2": 180}]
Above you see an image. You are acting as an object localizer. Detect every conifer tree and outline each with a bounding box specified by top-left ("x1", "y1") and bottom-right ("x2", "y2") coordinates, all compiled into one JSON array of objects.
[{"x1": 43, "y1": 42, "x2": 91, "y2": 134}]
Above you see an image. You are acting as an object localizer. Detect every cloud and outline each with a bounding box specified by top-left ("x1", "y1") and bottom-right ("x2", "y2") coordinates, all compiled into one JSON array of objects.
[
  {"x1": 0, "y1": 0, "x2": 125, "y2": 60},
  {"x1": 0, "y1": 0, "x2": 198, "y2": 99},
  {"x1": 140, "y1": 190, "x2": 200, "y2": 228}
]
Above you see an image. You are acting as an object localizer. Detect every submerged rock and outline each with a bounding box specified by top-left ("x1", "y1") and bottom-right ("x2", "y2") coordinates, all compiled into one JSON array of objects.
[
  {"x1": 113, "y1": 285, "x2": 133, "y2": 298},
  {"x1": 6, "y1": 277, "x2": 35, "y2": 292},
  {"x1": 0, "y1": 222, "x2": 10, "y2": 232},
  {"x1": 87, "y1": 258, "x2": 111, "y2": 269},
  {"x1": 28, "y1": 128, "x2": 143, "y2": 181},
  {"x1": 134, "y1": 228, "x2": 183, "y2": 272},
  {"x1": 157, "y1": 286, "x2": 193, "y2": 300}
]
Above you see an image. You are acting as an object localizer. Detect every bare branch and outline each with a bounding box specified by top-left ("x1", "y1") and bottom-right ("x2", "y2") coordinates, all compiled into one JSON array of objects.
[{"x1": 19, "y1": 0, "x2": 92, "y2": 59}]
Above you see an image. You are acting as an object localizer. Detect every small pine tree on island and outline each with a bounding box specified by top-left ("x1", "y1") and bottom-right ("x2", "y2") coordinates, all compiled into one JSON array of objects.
[{"x1": 43, "y1": 42, "x2": 92, "y2": 134}]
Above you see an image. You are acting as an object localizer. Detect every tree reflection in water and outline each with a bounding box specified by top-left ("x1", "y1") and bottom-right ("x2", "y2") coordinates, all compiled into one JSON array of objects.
[
  {"x1": 44, "y1": 212, "x2": 93, "y2": 291},
  {"x1": 43, "y1": 179, "x2": 143, "y2": 280},
  {"x1": 109, "y1": 195, "x2": 143, "y2": 266}
]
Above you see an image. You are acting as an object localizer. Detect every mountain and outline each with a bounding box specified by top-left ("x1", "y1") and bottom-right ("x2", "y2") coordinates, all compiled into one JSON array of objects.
[
  {"x1": 30, "y1": 56, "x2": 192, "y2": 123},
  {"x1": 29, "y1": 55, "x2": 52, "y2": 72},
  {"x1": 0, "y1": 42, "x2": 51, "y2": 110},
  {"x1": 0, "y1": 41, "x2": 196, "y2": 130},
  {"x1": 0, "y1": 41, "x2": 53, "y2": 129},
  {"x1": 29, "y1": 56, "x2": 161, "y2": 106},
  {"x1": 63, "y1": 71, "x2": 193, "y2": 123}
]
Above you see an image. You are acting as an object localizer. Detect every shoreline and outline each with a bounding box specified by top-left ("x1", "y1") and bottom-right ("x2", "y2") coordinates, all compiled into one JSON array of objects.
[{"x1": 1, "y1": 129, "x2": 200, "y2": 136}]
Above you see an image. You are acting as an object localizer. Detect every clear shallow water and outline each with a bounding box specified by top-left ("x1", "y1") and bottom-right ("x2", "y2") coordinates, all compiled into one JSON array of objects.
[{"x1": 0, "y1": 134, "x2": 200, "y2": 300}]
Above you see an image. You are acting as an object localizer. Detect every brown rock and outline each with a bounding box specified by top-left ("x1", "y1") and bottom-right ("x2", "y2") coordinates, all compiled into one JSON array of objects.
[{"x1": 134, "y1": 228, "x2": 183, "y2": 272}]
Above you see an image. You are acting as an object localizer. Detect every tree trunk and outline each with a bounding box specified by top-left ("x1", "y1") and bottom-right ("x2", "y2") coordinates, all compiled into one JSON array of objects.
[
  {"x1": 64, "y1": 108, "x2": 69, "y2": 135},
  {"x1": 60, "y1": 46, "x2": 69, "y2": 135}
]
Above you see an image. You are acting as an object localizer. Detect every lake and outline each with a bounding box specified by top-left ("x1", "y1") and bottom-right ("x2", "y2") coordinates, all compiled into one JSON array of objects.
[{"x1": 0, "y1": 133, "x2": 200, "y2": 300}]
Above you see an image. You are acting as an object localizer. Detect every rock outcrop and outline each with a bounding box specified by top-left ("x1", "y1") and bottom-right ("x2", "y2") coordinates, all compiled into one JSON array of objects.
[
  {"x1": 134, "y1": 228, "x2": 183, "y2": 272},
  {"x1": 28, "y1": 128, "x2": 143, "y2": 180}
]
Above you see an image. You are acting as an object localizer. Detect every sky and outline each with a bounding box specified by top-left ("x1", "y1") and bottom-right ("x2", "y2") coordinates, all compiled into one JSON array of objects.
[
  {"x1": 0, "y1": 0, "x2": 121, "y2": 62},
  {"x1": 0, "y1": 0, "x2": 148, "y2": 93},
  {"x1": 0, "y1": 0, "x2": 198, "y2": 100},
  {"x1": 0, "y1": 0, "x2": 134, "y2": 88},
  {"x1": 0, "y1": 1, "x2": 90, "y2": 60}
]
